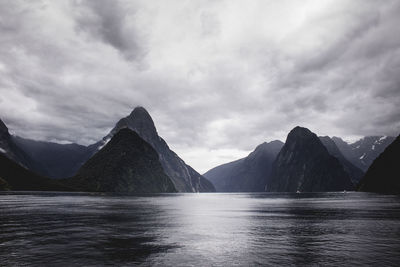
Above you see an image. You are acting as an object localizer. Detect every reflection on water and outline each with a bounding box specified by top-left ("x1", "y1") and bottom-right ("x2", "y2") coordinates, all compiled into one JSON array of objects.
[{"x1": 0, "y1": 192, "x2": 399, "y2": 266}]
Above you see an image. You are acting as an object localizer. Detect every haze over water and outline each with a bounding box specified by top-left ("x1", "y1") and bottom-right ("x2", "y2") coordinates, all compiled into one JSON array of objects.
[{"x1": 0, "y1": 192, "x2": 399, "y2": 266}]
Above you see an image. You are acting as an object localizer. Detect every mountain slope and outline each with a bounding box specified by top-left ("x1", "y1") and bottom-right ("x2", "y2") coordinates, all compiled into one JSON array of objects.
[
  {"x1": 266, "y1": 127, "x2": 354, "y2": 192},
  {"x1": 359, "y1": 135, "x2": 400, "y2": 194},
  {"x1": 12, "y1": 136, "x2": 90, "y2": 178},
  {"x1": 0, "y1": 118, "x2": 43, "y2": 172},
  {"x1": 65, "y1": 128, "x2": 176, "y2": 193},
  {"x1": 204, "y1": 141, "x2": 283, "y2": 192},
  {"x1": 319, "y1": 136, "x2": 364, "y2": 185},
  {"x1": 332, "y1": 136, "x2": 395, "y2": 171},
  {"x1": 0, "y1": 153, "x2": 70, "y2": 191},
  {"x1": 88, "y1": 107, "x2": 215, "y2": 192}
]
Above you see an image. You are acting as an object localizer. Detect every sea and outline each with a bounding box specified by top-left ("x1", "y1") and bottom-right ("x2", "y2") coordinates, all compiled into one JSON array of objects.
[{"x1": 0, "y1": 192, "x2": 399, "y2": 266}]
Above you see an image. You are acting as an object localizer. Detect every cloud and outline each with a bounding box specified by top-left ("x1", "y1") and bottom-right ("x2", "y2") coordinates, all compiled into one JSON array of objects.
[
  {"x1": 73, "y1": 0, "x2": 147, "y2": 61},
  {"x1": 0, "y1": 0, "x2": 399, "y2": 172}
]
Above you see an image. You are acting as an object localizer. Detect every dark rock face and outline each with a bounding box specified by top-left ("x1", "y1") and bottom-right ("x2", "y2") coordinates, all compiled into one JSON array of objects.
[
  {"x1": 0, "y1": 153, "x2": 69, "y2": 191},
  {"x1": 66, "y1": 128, "x2": 176, "y2": 193},
  {"x1": 359, "y1": 135, "x2": 400, "y2": 194},
  {"x1": 12, "y1": 136, "x2": 90, "y2": 178},
  {"x1": 88, "y1": 107, "x2": 215, "y2": 192},
  {"x1": 319, "y1": 136, "x2": 364, "y2": 185},
  {"x1": 332, "y1": 136, "x2": 395, "y2": 172},
  {"x1": 266, "y1": 127, "x2": 354, "y2": 192},
  {"x1": 204, "y1": 141, "x2": 283, "y2": 192}
]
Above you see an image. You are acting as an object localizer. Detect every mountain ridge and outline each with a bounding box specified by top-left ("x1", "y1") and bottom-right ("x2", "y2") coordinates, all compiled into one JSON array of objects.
[{"x1": 332, "y1": 136, "x2": 395, "y2": 171}]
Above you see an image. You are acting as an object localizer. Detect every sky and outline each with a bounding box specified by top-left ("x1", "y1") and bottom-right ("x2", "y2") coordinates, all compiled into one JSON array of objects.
[{"x1": 1, "y1": 0, "x2": 400, "y2": 173}]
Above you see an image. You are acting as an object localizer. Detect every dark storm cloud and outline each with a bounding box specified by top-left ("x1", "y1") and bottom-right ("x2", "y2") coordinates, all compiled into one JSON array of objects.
[{"x1": 0, "y1": 0, "x2": 399, "y2": 172}]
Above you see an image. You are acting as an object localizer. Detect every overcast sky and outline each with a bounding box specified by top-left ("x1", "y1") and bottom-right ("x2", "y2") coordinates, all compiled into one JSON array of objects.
[{"x1": 1, "y1": 0, "x2": 400, "y2": 173}]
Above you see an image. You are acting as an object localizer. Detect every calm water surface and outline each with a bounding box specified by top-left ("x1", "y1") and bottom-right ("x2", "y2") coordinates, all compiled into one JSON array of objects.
[{"x1": 0, "y1": 192, "x2": 399, "y2": 266}]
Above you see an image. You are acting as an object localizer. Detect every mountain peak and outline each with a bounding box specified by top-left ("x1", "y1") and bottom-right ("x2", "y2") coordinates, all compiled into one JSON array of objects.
[
  {"x1": 109, "y1": 106, "x2": 158, "y2": 142},
  {"x1": 285, "y1": 126, "x2": 318, "y2": 148},
  {"x1": 266, "y1": 127, "x2": 354, "y2": 192},
  {"x1": 288, "y1": 126, "x2": 313, "y2": 137},
  {"x1": 94, "y1": 106, "x2": 215, "y2": 192},
  {"x1": 125, "y1": 106, "x2": 157, "y2": 133},
  {"x1": 128, "y1": 106, "x2": 152, "y2": 119}
]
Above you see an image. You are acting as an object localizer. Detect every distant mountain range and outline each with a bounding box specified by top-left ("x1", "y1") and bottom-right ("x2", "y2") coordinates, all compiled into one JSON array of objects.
[
  {"x1": 0, "y1": 107, "x2": 215, "y2": 193},
  {"x1": 0, "y1": 108, "x2": 398, "y2": 193},
  {"x1": 205, "y1": 127, "x2": 396, "y2": 193}
]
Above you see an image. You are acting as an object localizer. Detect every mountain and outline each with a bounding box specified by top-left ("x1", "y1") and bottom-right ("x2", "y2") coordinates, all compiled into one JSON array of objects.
[
  {"x1": 266, "y1": 127, "x2": 354, "y2": 192},
  {"x1": 204, "y1": 141, "x2": 283, "y2": 192},
  {"x1": 87, "y1": 107, "x2": 215, "y2": 192},
  {"x1": 332, "y1": 136, "x2": 395, "y2": 172},
  {"x1": 0, "y1": 153, "x2": 70, "y2": 191},
  {"x1": 1, "y1": 118, "x2": 91, "y2": 179},
  {"x1": 12, "y1": 136, "x2": 90, "y2": 178},
  {"x1": 0, "y1": 118, "x2": 42, "y2": 172},
  {"x1": 319, "y1": 136, "x2": 364, "y2": 185},
  {"x1": 65, "y1": 128, "x2": 176, "y2": 193},
  {"x1": 358, "y1": 135, "x2": 400, "y2": 194}
]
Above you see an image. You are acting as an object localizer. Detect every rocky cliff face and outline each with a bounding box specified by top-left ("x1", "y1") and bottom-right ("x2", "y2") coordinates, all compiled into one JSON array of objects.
[
  {"x1": 66, "y1": 128, "x2": 176, "y2": 193},
  {"x1": 359, "y1": 134, "x2": 400, "y2": 194},
  {"x1": 204, "y1": 141, "x2": 283, "y2": 192},
  {"x1": 319, "y1": 136, "x2": 364, "y2": 185},
  {"x1": 332, "y1": 136, "x2": 395, "y2": 172},
  {"x1": 266, "y1": 127, "x2": 354, "y2": 192},
  {"x1": 88, "y1": 107, "x2": 215, "y2": 192}
]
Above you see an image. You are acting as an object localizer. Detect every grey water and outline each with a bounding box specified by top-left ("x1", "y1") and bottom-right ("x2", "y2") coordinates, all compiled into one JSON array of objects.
[{"x1": 0, "y1": 192, "x2": 400, "y2": 266}]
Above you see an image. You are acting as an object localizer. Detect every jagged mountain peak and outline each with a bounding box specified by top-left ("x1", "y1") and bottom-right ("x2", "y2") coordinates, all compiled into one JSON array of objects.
[
  {"x1": 88, "y1": 106, "x2": 215, "y2": 192},
  {"x1": 110, "y1": 106, "x2": 158, "y2": 142}
]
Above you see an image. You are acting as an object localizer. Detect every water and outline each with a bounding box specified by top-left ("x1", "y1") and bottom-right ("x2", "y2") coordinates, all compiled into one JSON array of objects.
[{"x1": 0, "y1": 192, "x2": 399, "y2": 266}]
